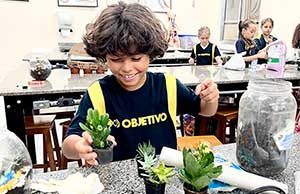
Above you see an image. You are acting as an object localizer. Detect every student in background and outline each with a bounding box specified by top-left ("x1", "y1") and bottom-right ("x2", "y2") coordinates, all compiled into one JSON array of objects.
[
  {"x1": 189, "y1": 26, "x2": 223, "y2": 66},
  {"x1": 292, "y1": 23, "x2": 300, "y2": 49},
  {"x1": 254, "y1": 18, "x2": 277, "y2": 64},
  {"x1": 235, "y1": 19, "x2": 267, "y2": 67},
  {"x1": 62, "y1": 2, "x2": 219, "y2": 165}
]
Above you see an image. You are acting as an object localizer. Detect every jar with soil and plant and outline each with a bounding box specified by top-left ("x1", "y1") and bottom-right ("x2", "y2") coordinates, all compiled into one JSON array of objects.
[{"x1": 79, "y1": 108, "x2": 113, "y2": 164}]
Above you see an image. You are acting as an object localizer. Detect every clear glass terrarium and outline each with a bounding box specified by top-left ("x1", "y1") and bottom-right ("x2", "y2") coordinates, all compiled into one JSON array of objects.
[
  {"x1": 29, "y1": 54, "x2": 52, "y2": 81},
  {"x1": 236, "y1": 79, "x2": 297, "y2": 176},
  {"x1": 0, "y1": 129, "x2": 32, "y2": 194}
]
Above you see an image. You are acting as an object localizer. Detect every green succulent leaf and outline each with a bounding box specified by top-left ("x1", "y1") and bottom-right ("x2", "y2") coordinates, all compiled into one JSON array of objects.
[{"x1": 79, "y1": 108, "x2": 112, "y2": 149}]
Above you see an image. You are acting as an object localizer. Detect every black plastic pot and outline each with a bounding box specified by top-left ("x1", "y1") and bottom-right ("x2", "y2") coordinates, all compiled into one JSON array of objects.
[
  {"x1": 183, "y1": 183, "x2": 208, "y2": 194},
  {"x1": 93, "y1": 142, "x2": 113, "y2": 164},
  {"x1": 144, "y1": 179, "x2": 166, "y2": 194},
  {"x1": 135, "y1": 155, "x2": 146, "y2": 178}
]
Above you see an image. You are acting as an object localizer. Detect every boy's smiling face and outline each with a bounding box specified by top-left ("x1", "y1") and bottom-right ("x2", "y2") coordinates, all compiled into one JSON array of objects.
[{"x1": 106, "y1": 53, "x2": 150, "y2": 91}]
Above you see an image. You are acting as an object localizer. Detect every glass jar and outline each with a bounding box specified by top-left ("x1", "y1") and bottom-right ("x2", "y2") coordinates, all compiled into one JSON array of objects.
[
  {"x1": 0, "y1": 129, "x2": 32, "y2": 193},
  {"x1": 236, "y1": 79, "x2": 297, "y2": 176},
  {"x1": 29, "y1": 54, "x2": 51, "y2": 81}
]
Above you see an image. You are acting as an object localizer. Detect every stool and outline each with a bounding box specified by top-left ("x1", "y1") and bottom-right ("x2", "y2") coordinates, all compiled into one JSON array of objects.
[
  {"x1": 24, "y1": 115, "x2": 61, "y2": 172},
  {"x1": 177, "y1": 135, "x2": 222, "y2": 151},
  {"x1": 200, "y1": 107, "x2": 238, "y2": 144},
  {"x1": 59, "y1": 120, "x2": 82, "y2": 169}
]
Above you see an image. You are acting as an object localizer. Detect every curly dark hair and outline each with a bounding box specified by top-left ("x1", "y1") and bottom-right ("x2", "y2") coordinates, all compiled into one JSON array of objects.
[
  {"x1": 292, "y1": 23, "x2": 300, "y2": 48},
  {"x1": 83, "y1": 1, "x2": 168, "y2": 63}
]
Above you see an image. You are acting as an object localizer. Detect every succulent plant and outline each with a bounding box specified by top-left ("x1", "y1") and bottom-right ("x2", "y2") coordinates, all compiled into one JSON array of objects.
[
  {"x1": 147, "y1": 162, "x2": 175, "y2": 184},
  {"x1": 179, "y1": 143, "x2": 222, "y2": 191},
  {"x1": 136, "y1": 141, "x2": 156, "y2": 160},
  {"x1": 79, "y1": 108, "x2": 111, "y2": 149},
  {"x1": 138, "y1": 153, "x2": 158, "y2": 173}
]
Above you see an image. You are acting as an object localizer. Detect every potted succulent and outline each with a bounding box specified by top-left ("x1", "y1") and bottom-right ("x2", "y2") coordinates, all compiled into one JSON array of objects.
[
  {"x1": 79, "y1": 108, "x2": 113, "y2": 164},
  {"x1": 136, "y1": 141, "x2": 156, "y2": 178},
  {"x1": 143, "y1": 161, "x2": 175, "y2": 194},
  {"x1": 179, "y1": 143, "x2": 222, "y2": 194}
]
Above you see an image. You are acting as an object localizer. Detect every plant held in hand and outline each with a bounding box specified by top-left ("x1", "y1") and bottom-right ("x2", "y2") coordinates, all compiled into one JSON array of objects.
[
  {"x1": 79, "y1": 108, "x2": 113, "y2": 164},
  {"x1": 79, "y1": 108, "x2": 111, "y2": 149}
]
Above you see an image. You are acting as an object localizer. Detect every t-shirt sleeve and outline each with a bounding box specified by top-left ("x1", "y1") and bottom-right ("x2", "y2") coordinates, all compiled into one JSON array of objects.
[
  {"x1": 214, "y1": 46, "x2": 221, "y2": 57},
  {"x1": 176, "y1": 79, "x2": 200, "y2": 115},
  {"x1": 235, "y1": 39, "x2": 245, "y2": 53},
  {"x1": 67, "y1": 91, "x2": 93, "y2": 137}
]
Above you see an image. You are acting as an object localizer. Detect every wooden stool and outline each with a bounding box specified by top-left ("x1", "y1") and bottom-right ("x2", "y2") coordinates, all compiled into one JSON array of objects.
[
  {"x1": 177, "y1": 135, "x2": 222, "y2": 151},
  {"x1": 59, "y1": 120, "x2": 82, "y2": 169},
  {"x1": 200, "y1": 108, "x2": 238, "y2": 144},
  {"x1": 24, "y1": 115, "x2": 61, "y2": 172}
]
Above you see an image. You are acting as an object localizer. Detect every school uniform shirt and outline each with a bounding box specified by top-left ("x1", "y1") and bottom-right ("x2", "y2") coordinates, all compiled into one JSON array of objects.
[
  {"x1": 190, "y1": 42, "x2": 221, "y2": 65},
  {"x1": 67, "y1": 72, "x2": 201, "y2": 161},
  {"x1": 254, "y1": 34, "x2": 277, "y2": 64},
  {"x1": 235, "y1": 39, "x2": 260, "y2": 67}
]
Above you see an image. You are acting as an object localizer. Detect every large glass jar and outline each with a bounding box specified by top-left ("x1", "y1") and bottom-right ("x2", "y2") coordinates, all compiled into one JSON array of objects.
[
  {"x1": 0, "y1": 129, "x2": 32, "y2": 193},
  {"x1": 236, "y1": 79, "x2": 297, "y2": 176}
]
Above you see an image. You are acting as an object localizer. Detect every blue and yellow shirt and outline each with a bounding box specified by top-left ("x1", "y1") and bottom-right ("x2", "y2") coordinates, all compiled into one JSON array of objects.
[{"x1": 67, "y1": 72, "x2": 200, "y2": 161}]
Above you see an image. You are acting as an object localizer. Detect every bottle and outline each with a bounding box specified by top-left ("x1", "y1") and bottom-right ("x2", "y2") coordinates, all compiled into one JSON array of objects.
[
  {"x1": 236, "y1": 79, "x2": 297, "y2": 176},
  {"x1": 250, "y1": 59, "x2": 257, "y2": 71}
]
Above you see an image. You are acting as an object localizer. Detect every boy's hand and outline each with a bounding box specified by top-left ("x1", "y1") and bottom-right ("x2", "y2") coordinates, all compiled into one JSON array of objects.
[
  {"x1": 189, "y1": 58, "x2": 195, "y2": 64},
  {"x1": 195, "y1": 79, "x2": 219, "y2": 103},
  {"x1": 74, "y1": 133, "x2": 117, "y2": 166},
  {"x1": 75, "y1": 131, "x2": 98, "y2": 165}
]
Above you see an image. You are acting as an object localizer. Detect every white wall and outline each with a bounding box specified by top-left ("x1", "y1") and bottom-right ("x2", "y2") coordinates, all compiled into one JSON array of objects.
[
  {"x1": 260, "y1": 0, "x2": 300, "y2": 55},
  {"x1": 0, "y1": 0, "x2": 101, "y2": 74},
  {"x1": 0, "y1": 0, "x2": 300, "y2": 73}
]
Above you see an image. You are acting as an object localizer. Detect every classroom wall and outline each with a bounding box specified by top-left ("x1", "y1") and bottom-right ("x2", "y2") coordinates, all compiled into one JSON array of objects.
[{"x1": 0, "y1": 0, "x2": 299, "y2": 73}]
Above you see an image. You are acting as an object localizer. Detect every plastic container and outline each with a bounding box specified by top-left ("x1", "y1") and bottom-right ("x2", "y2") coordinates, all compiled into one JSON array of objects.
[
  {"x1": 236, "y1": 79, "x2": 297, "y2": 176},
  {"x1": 0, "y1": 129, "x2": 32, "y2": 193},
  {"x1": 266, "y1": 40, "x2": 287, "y2": 73}
]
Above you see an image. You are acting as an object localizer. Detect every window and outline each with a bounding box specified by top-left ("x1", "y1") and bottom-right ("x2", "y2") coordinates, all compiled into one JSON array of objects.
[{"x1": 220, "y1": 0, "x2": 261, "y2": 42}]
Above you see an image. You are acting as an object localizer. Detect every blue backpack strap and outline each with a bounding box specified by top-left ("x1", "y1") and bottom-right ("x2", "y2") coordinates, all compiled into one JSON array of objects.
[
  {"x1": 164, "y1": 73, "x2": 177, "y2": 130},
  {"x1": 87, "y1": 80, "x2": 106, "y2": 114}
]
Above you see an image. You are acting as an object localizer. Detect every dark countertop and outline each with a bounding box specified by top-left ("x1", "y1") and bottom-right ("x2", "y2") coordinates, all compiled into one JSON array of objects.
[
  {"x1": 32, "y1": 135, "x2": 300, "y2": 194},
  {"x1": 1, "y1": 63, "x2": 300, "y2": 96}
]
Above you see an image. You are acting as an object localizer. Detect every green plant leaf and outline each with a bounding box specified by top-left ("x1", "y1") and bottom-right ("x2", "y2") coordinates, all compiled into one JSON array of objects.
[{"x1": 80, "y1": 108, "x2": 112, "y2": 149}]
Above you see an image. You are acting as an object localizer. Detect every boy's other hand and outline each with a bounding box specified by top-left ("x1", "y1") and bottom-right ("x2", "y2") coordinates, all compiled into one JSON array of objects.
[{"x1": 195, "y1": 79, "x2": 219, "y2": 103}]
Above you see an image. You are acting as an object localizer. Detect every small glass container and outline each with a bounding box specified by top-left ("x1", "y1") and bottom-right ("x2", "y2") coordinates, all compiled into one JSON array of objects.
[
  {"x1": 29, "y1": 55, "x2": 51, "y2": 81},
  {"x1": 0, "y1": 129, "x2": 32, "y2": 193},
  {"x1": 236, "y1": 79, "x2": 297, "y2": 176}
]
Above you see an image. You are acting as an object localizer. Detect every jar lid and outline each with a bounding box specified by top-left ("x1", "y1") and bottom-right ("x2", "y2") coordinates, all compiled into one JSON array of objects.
[{"x1": 248, "y1": 79, "x2": 292, "y2": 94}]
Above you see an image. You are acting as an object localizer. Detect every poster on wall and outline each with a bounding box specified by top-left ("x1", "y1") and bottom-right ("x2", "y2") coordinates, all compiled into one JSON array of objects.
[{"x1": 57, "y1": 0, "x2": 98, "y2": 7}]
